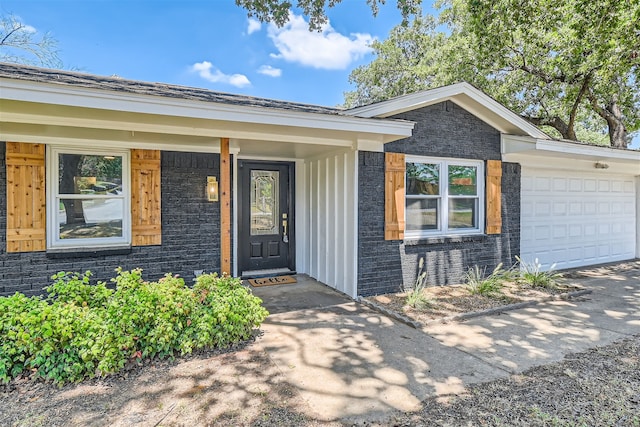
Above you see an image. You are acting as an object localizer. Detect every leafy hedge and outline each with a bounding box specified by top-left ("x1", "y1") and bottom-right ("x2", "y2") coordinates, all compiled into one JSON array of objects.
[{"x1": 0, "y1": 269, "x2": 268, "y2": 385}]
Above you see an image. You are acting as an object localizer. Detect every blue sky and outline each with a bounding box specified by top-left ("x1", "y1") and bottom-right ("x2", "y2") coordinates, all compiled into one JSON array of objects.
[
  {"x1": 1, "y1": 0, "x2": 411, "y2": 107},
  {"x1": 2, "y1": 1, "x2": 638, "y2": 148}
]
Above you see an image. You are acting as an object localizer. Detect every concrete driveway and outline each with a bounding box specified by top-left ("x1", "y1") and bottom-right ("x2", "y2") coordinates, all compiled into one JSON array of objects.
[{"x1": 250, "y1": 262, "x2": 640, "y2": 423}]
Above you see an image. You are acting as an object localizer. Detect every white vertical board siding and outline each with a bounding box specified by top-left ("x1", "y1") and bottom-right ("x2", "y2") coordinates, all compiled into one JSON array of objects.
[
  {"x1": 521, "y1": 168, "x2": 637, "y2": 270},
  {"x1": 294, "y1": 159, "x2": 307, "y2": 275},
  {"x1": 303, "y1": 150, "x2": 358, "y2": 297},
  {"x1": 637, "y1": 176, "x2": 640, "y2": 258}
]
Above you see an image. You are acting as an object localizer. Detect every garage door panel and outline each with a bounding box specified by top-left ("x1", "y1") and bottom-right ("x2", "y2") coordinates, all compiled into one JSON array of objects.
[
  {"x1": 584, "y1": 179, "x2": 597, "y2": 191},
  {"x1": 625, "y1": 202, "x2": 635, "y2": 214},
  {"x1": 521, "y1": 168, "x2": 636, "y2": 271},
  {"x1": 553, "y1": 178, "x2": 567, "y2": 191},
  {"x1": 624, "y1": 181, "x2": 634, "y2": 192}
]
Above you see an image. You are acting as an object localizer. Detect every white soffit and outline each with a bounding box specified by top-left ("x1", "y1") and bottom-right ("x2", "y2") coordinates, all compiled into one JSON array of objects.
[
  {"x1": 344, "y1": 82, "x2": 550, "y2": 140},
  {"x1": 502, "y1": 135, "x2": 640, "y2": 175}
]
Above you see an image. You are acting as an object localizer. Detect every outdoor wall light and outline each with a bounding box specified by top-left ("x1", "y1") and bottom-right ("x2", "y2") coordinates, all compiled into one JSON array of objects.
[
  {"x1": 594, "y1": 162, "x2": 609, "y2": 169},
  {"x1": 207, "y1": 176, "x2": 219, "y2": 201}
]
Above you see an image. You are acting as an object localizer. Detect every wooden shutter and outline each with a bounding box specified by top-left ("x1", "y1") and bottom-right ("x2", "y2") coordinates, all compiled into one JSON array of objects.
[
  {"x1": 385, "y1": 152, "x2": 406, "y2": 240},
  {"x1": 485, "y1": 160, "x2": 502, "y2": 234},
  {"x1": 131, "y1": 149, "x2": 161, "y2": 246},
  {"x1": 6, "y1": 142, "x2": 46, "y2": 252}
]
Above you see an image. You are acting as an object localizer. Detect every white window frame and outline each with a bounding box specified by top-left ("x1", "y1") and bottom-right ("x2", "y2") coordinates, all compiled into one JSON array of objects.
[
  {"x1": 46, "y1": 146, "x2": 131, "y2": 249},
  {"x1": 405, "y1": 156, "x2": 484, "y2": 238}
]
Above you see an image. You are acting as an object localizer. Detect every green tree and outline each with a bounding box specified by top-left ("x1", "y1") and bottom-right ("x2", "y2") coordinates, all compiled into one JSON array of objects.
[
  {"x1": 0, "y1": 14, "x2": 62, "y2": 68},
  {"x1": 235, "y1": 0, "x2": 422, "y2": 30},
  {"x1": 343, "y1": 0, "x2": 639, "y2": 148},
  {"x1": 458, "y1": 0, "x2": 639, "y2": 147}
]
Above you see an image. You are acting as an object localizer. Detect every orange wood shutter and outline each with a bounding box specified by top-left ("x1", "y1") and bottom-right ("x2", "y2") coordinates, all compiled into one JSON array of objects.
[
  {"x1": 220, "y1": 138, "x2": 231, "y2": 275},
  {"x1": 6, "y1": 142, "x2": 46, "y2": 252},
  {"x1": 385, "y1": 152, "x2": 406, "y2": 240},
  {"x1": 131, "y1": 149, "x2": 161, "y2": 246},
  {"x1": 485, "y1": 160, "x2": 502, "y2": 234}
]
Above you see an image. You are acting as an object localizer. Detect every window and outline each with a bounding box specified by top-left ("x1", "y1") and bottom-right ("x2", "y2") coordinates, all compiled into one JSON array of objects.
[
  {"x1": 405, "y1": 156, "x2": 484, "y2": 236},
  {"x1": 47, "y1": 147, "x2": 130, "y2": 249}
]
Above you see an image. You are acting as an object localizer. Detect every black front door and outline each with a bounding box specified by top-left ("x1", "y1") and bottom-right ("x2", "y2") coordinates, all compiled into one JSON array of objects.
[{"x1": 238, "y1": 161, "x2": 294, "y2": 274}]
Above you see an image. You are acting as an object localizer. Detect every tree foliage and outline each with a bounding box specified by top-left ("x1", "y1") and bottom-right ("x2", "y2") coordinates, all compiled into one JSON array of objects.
[
  {"x1": 342, "y1": 0, "x2": 640, "y2": 147},
  {"x1": 0, "y1": 14, "x2": 62, "y2": 68},
  {"x1": 235, "y1": 0, "x2": 423, "y2": 30},
  {"x1": 458, "y1": 0, "x2": 639, "y2": 147}
]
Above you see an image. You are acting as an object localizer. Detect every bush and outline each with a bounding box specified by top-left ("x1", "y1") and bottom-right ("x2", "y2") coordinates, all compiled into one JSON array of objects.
[
  {"x1": 465, "y1": 263, "x2": 507, "y2": 297},
  {"x1": 515, "y1": 256, "x2": 562, "y2": 289},
  {"x1": 0, "y1": 269, "x2": 268, "y2": 385}
]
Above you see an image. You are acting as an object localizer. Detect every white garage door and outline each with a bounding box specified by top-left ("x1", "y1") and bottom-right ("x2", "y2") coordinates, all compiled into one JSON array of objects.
[{"x1": 521, "y1": 168, "x2": 636, "y2": 270}]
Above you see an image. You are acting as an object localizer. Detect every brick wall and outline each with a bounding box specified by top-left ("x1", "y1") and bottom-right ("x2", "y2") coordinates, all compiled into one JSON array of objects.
[
  {"x1": 357, "y1": 102, "x2": 521, "y2": 296},
  {"x1": 0, "y1": 148, "x2": 226, "y2": 296}
]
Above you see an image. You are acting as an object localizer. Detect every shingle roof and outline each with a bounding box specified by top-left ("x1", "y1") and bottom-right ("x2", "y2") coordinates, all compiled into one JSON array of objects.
[{"x1": 0, "y1": 62, "x2": 343, "y2": 115}]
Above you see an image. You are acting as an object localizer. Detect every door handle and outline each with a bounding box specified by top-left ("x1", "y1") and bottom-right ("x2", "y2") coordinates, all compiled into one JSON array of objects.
[{"x1": 282, "y1": 219, "x2": 289, "y2": 243}]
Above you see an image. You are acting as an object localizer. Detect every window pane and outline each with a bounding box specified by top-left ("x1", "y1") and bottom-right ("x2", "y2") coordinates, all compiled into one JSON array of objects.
[
  {"x1": 58, "y1": 198, "x2": 124, "y2": 239},
  {"x1": 448, "y1": 198, "x2": 478, "y2": 229},
  {"x1": 250, "y1": 170, "x2": 279, "y2": 236},
  {"x1": 406, "y1": 198, "x2": 439, "y2": 230},
  {"x1": 59, "y1": 154, "x2": 123, "y2": 195},
  {"x1": 406, "y1": 163, "x2": 439, "y2": 195},
  {"x1": 448, "y1": 165, "x2": 477, "y2": 195}
]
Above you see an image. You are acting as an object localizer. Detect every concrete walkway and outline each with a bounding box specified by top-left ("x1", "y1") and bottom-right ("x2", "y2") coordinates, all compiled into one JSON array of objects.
[{"x1": 250, "y1": 263, "x2": 640, "y2": 423}]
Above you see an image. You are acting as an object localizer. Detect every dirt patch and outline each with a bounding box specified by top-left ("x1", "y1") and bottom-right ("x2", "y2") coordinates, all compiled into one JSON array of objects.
[
  {"x1": 2, "y1": 334, "x2": 638, "y2": 426},
  {"x1": 366, "y1": 334, "x2": 640, "y2": 426},
  {"x1": 363, "y1": 279, "x2": 584, "y2": 325},
  {"x1": 0, "y1": 337, "x2": 337, "y2": 427}
]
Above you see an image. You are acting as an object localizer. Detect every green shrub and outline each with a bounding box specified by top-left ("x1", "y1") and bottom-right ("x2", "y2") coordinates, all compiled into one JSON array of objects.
[
  {"x1": 515, "y1": 256, "x2": 562, "y2": 289},
  {"x1": 465, "y1": 263, "x2": 506, "y2": 297},
  {"x1": 0, "y1": 269, "x2": 269, "y2": 385},
  {"x1": 405, "y1": 258, "x2": 435, "y2": 310},
  {"x1": 45, "y1": 271, "x2": 113, "y2": 308}
]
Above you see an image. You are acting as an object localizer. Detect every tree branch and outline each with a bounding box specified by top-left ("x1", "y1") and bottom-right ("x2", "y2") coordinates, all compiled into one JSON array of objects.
[
  {"x1": 525, "y1": 115, "x2": 571, "y2": 139},
  {"x1": 566, "y1": 73, "x2": 593, "y2": 140}
]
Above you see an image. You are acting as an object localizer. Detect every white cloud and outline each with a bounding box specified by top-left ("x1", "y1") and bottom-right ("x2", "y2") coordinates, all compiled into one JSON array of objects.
[
  {"x1": 191, "y1": 61, "x2": 251, "y2": 88},
  {"x1": 22, "y1": 24, "x2": 37, "y2": 33},
  {"x1": 10, "y1": 15, "x2": 36, "y2": 33},
  {"x1": 267, "y1": 13, "x2": 374, "y2": 70},
  {"x1": 257, "y1": 65, "x2": 282, "y2": 77},
  {"x1": 247, "y1": 18, "x2": 262, "y2": 35}
]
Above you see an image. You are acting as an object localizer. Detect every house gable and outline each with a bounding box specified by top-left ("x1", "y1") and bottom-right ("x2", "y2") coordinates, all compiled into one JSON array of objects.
[
  {"x1": 345, "y1": 82, "x2": 550, "y2": 140},
  {"x1": 384, "y1": 101, "x2": 502, "y2": 160}
]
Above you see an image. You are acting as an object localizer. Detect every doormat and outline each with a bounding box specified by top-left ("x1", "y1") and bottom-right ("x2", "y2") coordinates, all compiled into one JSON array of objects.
[{"x1": 248, "y1": 275, "x2": 297, "y2": 287}]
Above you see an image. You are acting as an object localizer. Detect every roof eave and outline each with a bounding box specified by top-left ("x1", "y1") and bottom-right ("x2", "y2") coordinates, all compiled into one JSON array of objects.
[
  {"x1": 0, "y1": 77, "x2": 415, "y2": 139},
  {"x1": 344, "y1": 82, "x2": 551, "y2": 140}
]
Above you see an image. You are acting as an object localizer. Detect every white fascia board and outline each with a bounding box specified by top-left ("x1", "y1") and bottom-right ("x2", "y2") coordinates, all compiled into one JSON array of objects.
[
  {"x1": 345, "y1": 83, "x2": 471, "y2": 117},
  {"x1": 534, "y1": 138, "x2": 640, "y2": 162},
  {"x1": 344, "y1": 82, "x2": 550, "y2": 140},
  {"x1": 502, "y1": 135, "x2": 640, "y2": 175},
  {"x1": 0, "y1": 78, "x2": 415, "y2": 138}
]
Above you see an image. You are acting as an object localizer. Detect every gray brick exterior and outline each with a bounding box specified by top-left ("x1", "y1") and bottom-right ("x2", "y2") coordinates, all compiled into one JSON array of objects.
[
  {"x1": 0, "y1": 146, "x2": 227, "y2": 296},
  {"x1": 357, "y1": 101, "x2": 521, "y2": 296}
]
